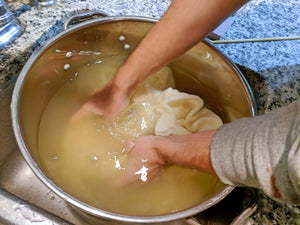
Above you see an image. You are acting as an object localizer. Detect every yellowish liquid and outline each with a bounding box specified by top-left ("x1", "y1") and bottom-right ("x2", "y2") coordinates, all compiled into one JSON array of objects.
[{"x1": 38, "y1": 56, "x2": 220, "y2": 216}]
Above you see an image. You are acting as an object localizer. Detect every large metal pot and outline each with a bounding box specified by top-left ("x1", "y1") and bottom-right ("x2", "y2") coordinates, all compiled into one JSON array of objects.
[{"x1": 11, "y1": 14, "x2": 256, "y2": 224}]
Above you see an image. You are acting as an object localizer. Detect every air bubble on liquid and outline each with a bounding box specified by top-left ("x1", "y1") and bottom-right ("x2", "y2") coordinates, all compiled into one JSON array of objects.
[
  {"x1": 140, "y1": 117, "x2": 147, "y2": 130},
  {"x1": 56, "y1": 49, "x2": 65, "y2": 54},
  {"x1": 50, "y1": 196, "x2": 55, "y2": 200},
  {"x1": 64, "y1": 64, "x2": 70, "y2": 70},
  {"x1": 74, "y1": 72, "x2": 78, "y2": 77},
  {"x1": 65, "y1": 51, "x2": 73, "y2": 59},
  {"x1": 92, "y1": 156, "x2": 98, "y2": 161},
  {"x1": 79, "y1": 50, "x2": 101, "y2": 56},
  {"x1": 51, "y1": 155, "x2": 58, "y2": 160},
  {"x1": 124, "y1": 44, "x2": 130, "y2": 50},
  {"x1": 108, "y1": 127, "x2": 113, "y2": 135},
  {"x1": 119, "y1": 35, "x2": 125, "y2": 42},
  {"x1": 94, "y1": 59, "x2": 102, "y2": 64}
]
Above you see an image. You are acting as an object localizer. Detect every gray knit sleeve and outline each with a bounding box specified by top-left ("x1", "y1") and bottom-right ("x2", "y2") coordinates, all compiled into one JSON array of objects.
[{"x1": 210, "y1": 101, "x2": 300, "y2": 205}]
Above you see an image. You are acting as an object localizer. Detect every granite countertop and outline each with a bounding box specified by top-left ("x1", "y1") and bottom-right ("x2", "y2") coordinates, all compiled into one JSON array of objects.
[{"x1": 0, "y1": 0, "x2": 299, "y2": 224}]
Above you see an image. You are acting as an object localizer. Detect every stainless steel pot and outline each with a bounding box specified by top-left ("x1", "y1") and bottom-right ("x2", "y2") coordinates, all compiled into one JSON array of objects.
[{"x1": 11, "y1": 13, "x2": 256, "y2": 224}]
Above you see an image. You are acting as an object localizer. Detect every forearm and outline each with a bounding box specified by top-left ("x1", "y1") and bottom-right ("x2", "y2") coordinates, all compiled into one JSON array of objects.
[
  {"x1": 155, "y1": 130, "x2": 217, "y2": 175},
  {"x1": 113, "y1": 0, "x2": 248, "y2": 95},
  {"x1": 211, "y1": 101, "x2": 300, "y2": 205}
]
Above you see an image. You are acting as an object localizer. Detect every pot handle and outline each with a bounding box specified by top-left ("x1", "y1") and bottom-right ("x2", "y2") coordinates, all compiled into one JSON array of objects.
[{"x1": 63, "y1": 10, "x2": 108, "y2": 30}]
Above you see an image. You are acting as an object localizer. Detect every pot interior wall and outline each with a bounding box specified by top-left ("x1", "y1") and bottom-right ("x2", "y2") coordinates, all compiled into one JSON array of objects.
[
  {"x1": 18, "y1": 20, "x2": 155, "y2": 165},
  {"x1": 16, "y1": 19, "x2": 255, "y2": 218}
]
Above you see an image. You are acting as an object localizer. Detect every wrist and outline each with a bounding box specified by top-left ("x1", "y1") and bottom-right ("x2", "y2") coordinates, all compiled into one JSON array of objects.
[
  {"x1": 112, "y1": 43, "x2": 162, "y2": 97},
  {"x1": 112, "y1": 62, "x2": 142, "y2": 97}
]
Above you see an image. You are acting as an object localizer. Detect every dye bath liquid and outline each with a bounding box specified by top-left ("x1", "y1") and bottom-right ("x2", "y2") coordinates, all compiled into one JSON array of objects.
[{"x1": 38, "y1": 55, "x2": 223, "y2": 216}]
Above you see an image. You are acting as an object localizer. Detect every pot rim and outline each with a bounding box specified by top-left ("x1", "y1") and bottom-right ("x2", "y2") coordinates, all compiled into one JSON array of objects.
[{"x1": 11, "y1": 15, "x2": 255, "y2": 223}]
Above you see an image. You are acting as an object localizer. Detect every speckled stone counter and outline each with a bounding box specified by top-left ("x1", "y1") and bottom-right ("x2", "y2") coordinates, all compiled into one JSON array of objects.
[
  {"x1": 0, "y1": 0, "x2": 299, "y2": 224},
  {"x1": 217, "y1": 3, "x2": 300, "y2": 223}
]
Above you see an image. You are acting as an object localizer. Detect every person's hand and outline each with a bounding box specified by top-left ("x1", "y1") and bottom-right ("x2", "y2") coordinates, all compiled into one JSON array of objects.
[
  {"x1": 118, "y1": 135, "x2": 169, "y2": 186},
  {"x1": 72, "y1": 81, "x2": 130, "y2": 121},
  {"x1": 117, "y1": 131, "x2": 217, "y2": 187}
]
